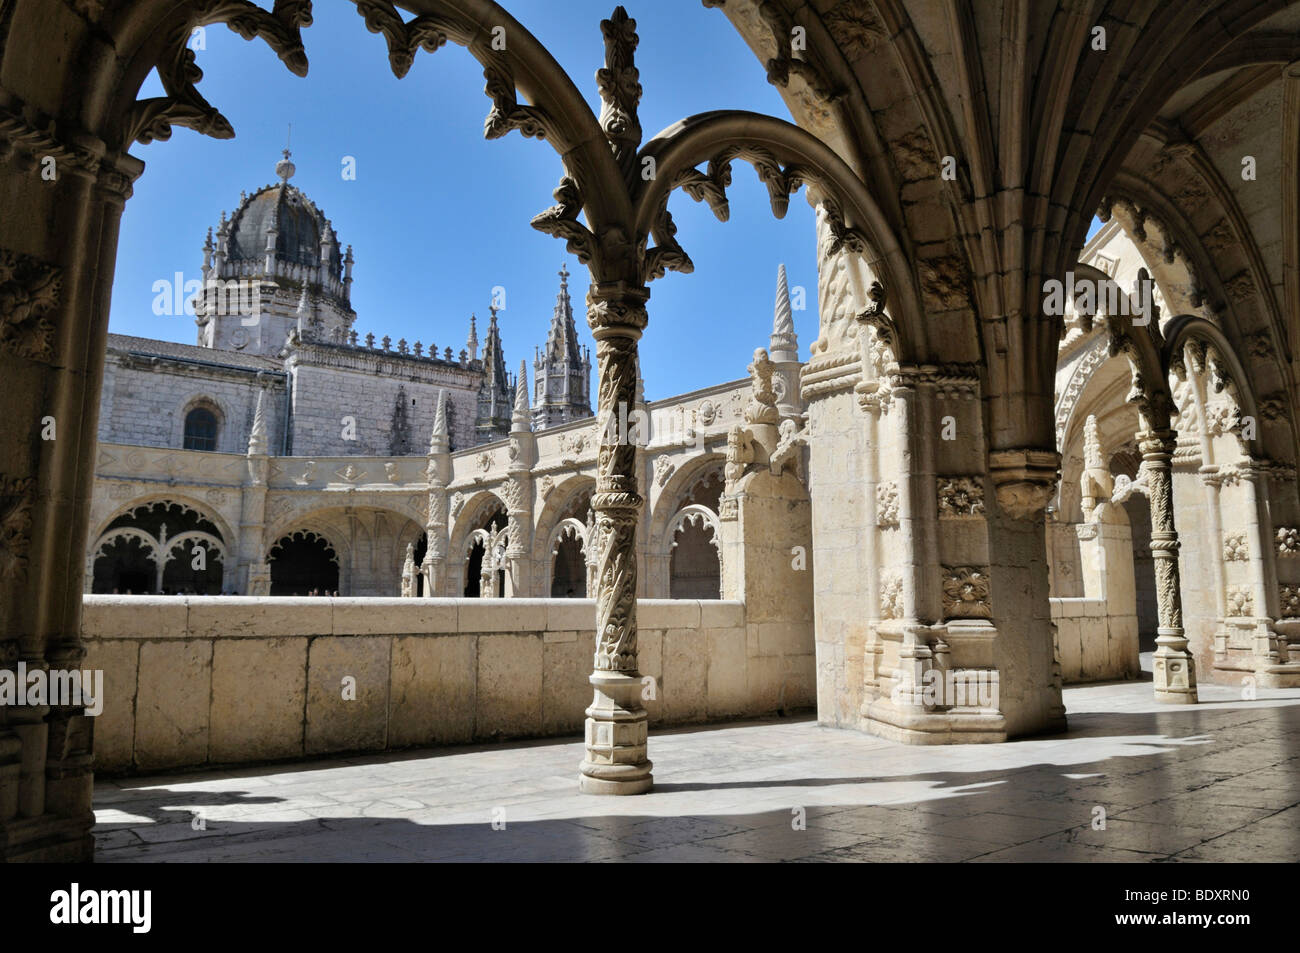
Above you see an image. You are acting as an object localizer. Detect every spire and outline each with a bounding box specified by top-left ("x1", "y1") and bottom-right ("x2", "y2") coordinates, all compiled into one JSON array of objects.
[
  {"x1": 467, "y1": 313, "x2": 479, "y2": 361},
  {"x1": 546, "y1": 261, "x2": 579, "y2": 361},
  {"x1": 429, "y1": 389, "x2": 449, "y2": 455},
  {"x1": 248, "y1": 386, "x2": 268, "y2": 456},
  {"x1": 513, "y1": 359, "x2": 532, "y2": 430},
  {"x1": 770, "y1": 263, "x2": 798, "y2": 362},
  {"x1": 531, "y1": 260, "x2": 593, "y2": 431},
  {"x1": 475, "y1": 304, "x2": 513, "y2": 443}
]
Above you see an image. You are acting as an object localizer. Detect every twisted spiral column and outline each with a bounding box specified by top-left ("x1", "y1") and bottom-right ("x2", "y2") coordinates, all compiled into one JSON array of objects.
[
  {"x1": 579, "y1": 282, "x2": 653, "y2": 794},
  {"x1": 1142, "y1": 428, "x2": 1198, "y2": 703}
]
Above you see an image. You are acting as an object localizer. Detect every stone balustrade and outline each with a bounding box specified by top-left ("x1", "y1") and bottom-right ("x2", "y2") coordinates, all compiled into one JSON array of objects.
[{"x1": 81, "y1": 596, "x2": 814, "y2": 774}]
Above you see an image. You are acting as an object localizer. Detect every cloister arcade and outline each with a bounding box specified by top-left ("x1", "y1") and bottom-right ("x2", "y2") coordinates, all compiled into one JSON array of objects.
[{"x1": 4, "y1": 0, "x2": 1300, "y2": 860}]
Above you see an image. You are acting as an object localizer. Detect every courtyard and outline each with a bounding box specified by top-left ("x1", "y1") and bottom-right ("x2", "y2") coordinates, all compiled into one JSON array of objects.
[{"x1": 91, "y1": 672, "x2": 1300, "y2": 863}]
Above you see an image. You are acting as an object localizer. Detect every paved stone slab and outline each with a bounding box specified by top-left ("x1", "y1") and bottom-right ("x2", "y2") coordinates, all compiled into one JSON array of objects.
[{"x1": 93, "y1": 679, "x2": 1300, "y2": 862}]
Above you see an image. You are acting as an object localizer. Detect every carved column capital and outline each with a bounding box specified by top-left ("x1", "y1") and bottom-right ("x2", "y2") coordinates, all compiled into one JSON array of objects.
[{"x1": 988, "y1": 448, "x2": 1061, "y2": 520}]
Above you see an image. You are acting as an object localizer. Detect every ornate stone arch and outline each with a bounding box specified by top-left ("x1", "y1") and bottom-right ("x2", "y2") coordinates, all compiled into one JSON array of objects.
[
  {"x1": 91, "y1": 494, "x2": 233, "y2": 551},
  {"x1": 530, "y1": 473, "x2": 596, "y2": 567},
  {"x1": 448, "y1": 489, "x2": 509, "y2": 566},
  {"x1": 649, "y1": 452, "x2": 725, "y2": 544}
]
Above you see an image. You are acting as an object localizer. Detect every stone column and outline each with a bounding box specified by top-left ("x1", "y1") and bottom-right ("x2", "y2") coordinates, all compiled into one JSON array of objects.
[
  {"x1": 1142, "y1": 428, "x2": 1198, "y2": 703},
  {"x1": 887, "y1": 370, "x2": 933, "y2": 707},
  {"x1": 237, "y1": 386, "x2": 271, "y2": 595},
  {"x1": 579, "y1": 282, "x2": 652, "y2": 795},
  {"x1": 1241, "y1": 461, "x2": 1287, "y2": 666},
  {"x1": 423, "y1": 391, "x2": 450, "y2": 597},
  {"x1": 505, "y1": 363, "x2": 535, "y2": 597}
]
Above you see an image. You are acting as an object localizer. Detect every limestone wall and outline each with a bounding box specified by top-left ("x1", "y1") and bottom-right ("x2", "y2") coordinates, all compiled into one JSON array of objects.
[
  {"x1": 81, "y1": 596, "x2": 814, "y2": 774},
  {"x1": 99, "y1": 352, "x2": 285, "y2": 455},
  {"x1": 1050, "y1": 598, "x2": 1139, "y2": 683}
]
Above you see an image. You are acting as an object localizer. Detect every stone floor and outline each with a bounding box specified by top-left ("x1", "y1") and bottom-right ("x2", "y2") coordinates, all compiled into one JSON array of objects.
[{"x1": 93, "y1": 671, "x2": 1300, "y2": 862}]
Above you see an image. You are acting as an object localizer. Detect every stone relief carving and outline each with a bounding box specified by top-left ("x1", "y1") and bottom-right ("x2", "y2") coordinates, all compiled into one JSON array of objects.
[
  {"x1": 937, "y1": 476, "x2": 986, "y2": 519},
  {"x1": 1223, "y1": 533, "x2": 1249, "y2": 562},
  {"x1": 876, "y1": 482, "x2": 899, "y2": 528},
  {"x1": 539, "y1": 474, "x2": 555, "y2": 499},
  {"x1": 941, "y1": 566, "x2": 992, "y2": 620},
  {"x1": 449, "y1": 492, "x2": 465, "y2": 518},
  {"x1": 1225, "y1": 586, "x2": 1254, "y2": 617},
  {"x1": 1277, "y1": 527, "x2": 1299, "y2": 557},
  {"x1": 0, "y1": 476, "x2": 36, "y2": 583},
  {"x1": 769, "y1": 419, "x2": 807, "y2": 478},
  {"x1": 821, "y1": 0, "x2": 887, "y2": 57},
  {"x1": 0, "y1": 248, "x2": 60, "y2": 363},
  {"x1": 654, "y1": 455, "x2": 675, "y2": 487},
  {"x1": 879, "y1": 573, "x2": 903, "y2": 620},
  {"x1": 743, "y1": 348, "x2": 780, "y2": 425},
  {"x1": 127, "y1": 1, "x2": 311, "y2": 145},
  {"x1": 384, "y1": 461, "x2": 398, "y2": 482},
  {"x1": 476, "y1": 451, "x2": 493, "y2": 472},
  {"x1": 1280, "y1": 585, "x2": 1300, "y2": 618},
  {"x1": 724, "y1": 425, "x2": 754, "y2": 488}
]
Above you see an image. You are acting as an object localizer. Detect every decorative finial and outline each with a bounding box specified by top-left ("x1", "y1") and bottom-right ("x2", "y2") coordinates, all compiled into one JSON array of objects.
[
  {"x1": 770, "y1": 263, "x2": 798, "y2": 361},
  {"x1": 429, "y1": 390, "x2": 449, "y2": 455},
  {"x1": 276, "y1": 142, "x2": 295, "y2": 184},
  {"x1": 513, "y1": 360, "x2": 532, "y2": 430},
  {"x1": 559, "y1": 262, "x2": 569, "y2": 288},
  {"x1": 248, "y1": 387, "x2": 268, "y2": 456}
]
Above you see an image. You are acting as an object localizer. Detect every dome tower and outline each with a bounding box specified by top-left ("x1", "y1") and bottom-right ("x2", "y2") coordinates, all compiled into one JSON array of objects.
[{"x1": 196, "y1": 150, "x2": 356, "y2": 356}]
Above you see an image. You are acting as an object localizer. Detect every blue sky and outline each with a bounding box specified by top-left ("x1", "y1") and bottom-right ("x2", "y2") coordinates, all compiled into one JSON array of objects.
[{"x1": 114, "y1": 1, "x2": 823, "y2": 401}]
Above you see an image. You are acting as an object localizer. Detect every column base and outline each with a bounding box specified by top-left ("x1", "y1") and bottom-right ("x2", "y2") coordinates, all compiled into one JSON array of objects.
[
  {"x1": 579, "y1": 669, "x2": 653, "y2": 795},
  {"x1": 1152, "y1": 626, "x2": 1198, "y2": 704}
]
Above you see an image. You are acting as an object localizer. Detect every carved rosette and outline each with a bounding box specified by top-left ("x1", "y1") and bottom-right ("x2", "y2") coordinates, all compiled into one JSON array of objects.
[
  {"x1": 941, "y1": 566, "x2": 992, "y2": 620},
  {"x1": 937, "y1": 476, "x2": 986, "y2": 519},
  {"x1": 1277, "y1": 527, "x2": 1299, "y2": 557},
  {"x1": 0, "y1": 248, "x2": 61, "y2": 363},
  {"x1": 588, "y1": 286, "x2": 648, "y2": 672}
]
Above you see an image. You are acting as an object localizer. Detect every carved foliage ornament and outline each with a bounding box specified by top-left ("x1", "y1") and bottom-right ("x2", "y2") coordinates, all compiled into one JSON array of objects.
[
  {"x1": 0, "y1": 248, "x2": 60, "y2": 362},
  {"x1": 876, "y1": 482, "x2": 899, "y2": 527},
  {"x1": 937, "y1": 477, "x2": 986, "y2": 519},
  {"x1": 941, "y1": 566, "x2": 992, "y2": 620},
  {"x1": 1223, "y1": 533, "x2": 1248, "y2": 562},
  {"x1": 127, "y1": 1, "x2": 313, "y2": 145},
  {"x1": 1280, "y1": 584, "x2": 1300, "y2": 618},
  {"x1": 879, "y1": 573, "x2": 903, "y2": 620},
  {"x1": 1277, "y1": 527, "x2": 1299, "y2": 557},
  {"x1": 0, "y1": 477, "x2": 36, "y2": 584},
  {"x1": 1225, "y1": 585, "x2": 1253, "y2": 617}
]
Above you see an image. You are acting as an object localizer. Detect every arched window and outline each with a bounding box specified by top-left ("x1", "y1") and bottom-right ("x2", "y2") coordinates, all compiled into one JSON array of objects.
[{"x1": 183, "y1": 406, "x2": 219, "y2": 451}]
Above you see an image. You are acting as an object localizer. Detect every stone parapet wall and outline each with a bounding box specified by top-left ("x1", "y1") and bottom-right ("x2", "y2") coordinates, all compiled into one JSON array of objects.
[
  {"x1": 81, "y1": 597, "x2": 814, "y2": 774},
  {"x1": 1050, "y1": 597, "x2": 1140, "y2": 684}
]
